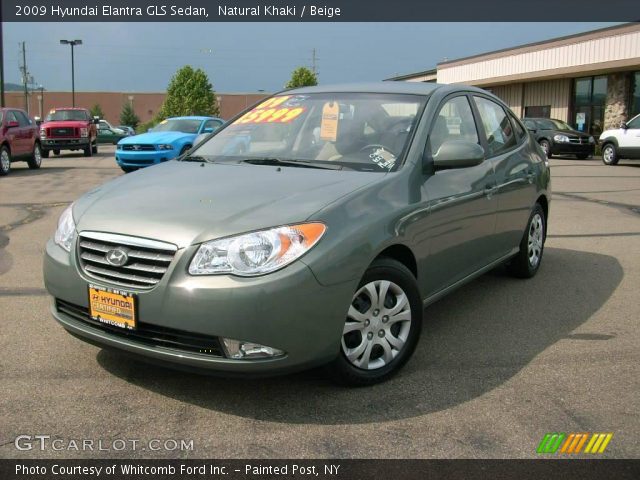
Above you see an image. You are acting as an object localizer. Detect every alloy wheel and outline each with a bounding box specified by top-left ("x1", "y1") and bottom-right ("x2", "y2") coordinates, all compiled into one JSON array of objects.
[
  {"x1": 603, "y1": 146, "x2": 614, "y2": 164},
  {"x1": 34, "y1": 145, "x2": 42, "y2": 166},
  {"x1": 342, "y1": 280, "x2": 412, "y2": 370},
  {"x1": 0, "y1": 150, "x2": 10, "y2": 173},
  {"x1": 528, "y1": 213, "x2": 544, "y2": 267}
]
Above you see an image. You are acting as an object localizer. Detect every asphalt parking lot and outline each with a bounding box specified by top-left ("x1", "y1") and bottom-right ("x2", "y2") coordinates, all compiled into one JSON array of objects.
[{"x1": 1, "y1": 145, "x2": 639, "y2": 459}]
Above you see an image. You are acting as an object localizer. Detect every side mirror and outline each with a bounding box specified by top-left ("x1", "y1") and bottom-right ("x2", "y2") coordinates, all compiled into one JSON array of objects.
[
  {"x1": 202, "y1": 127, "x2": 214, "y2": 134},
  {"x1": 6, "y1": 121, "x2": 19, "y2": 129},
  {"x1": 34, "y1": 116, "x2": 42, "y2": 126},
  {"x1": 432, "y1": 140, "x2": 485, "y2": 170},
  {"x1": 93, "y1": 116, "x2": 100, "y2": 124},
  {"x1": 620, "y1": 122, "x2": 628, "y2": 130}
]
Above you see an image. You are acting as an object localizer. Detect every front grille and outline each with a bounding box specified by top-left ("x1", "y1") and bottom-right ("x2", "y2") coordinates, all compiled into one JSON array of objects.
[
  {"x1": 48, "y1": 127, "x2": 77, "y2": 137},
  {"x1": 122, "y1": 144, "x2": 156, "y2": 151},
  {"x1": 78, "y1": 232, "x2": 177, "y2": 289},
  {"x1": 55, "y1": 299, "x2": 224, "y2": 357},
  {"x1": 569, "y1": 137, "x2": 589, "y2": 144}
]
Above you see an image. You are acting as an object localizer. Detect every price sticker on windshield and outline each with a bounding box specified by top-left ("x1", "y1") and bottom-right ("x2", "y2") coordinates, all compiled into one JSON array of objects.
[{"x1": 234, "y1": 96, "x2": 306, "y2": 125}]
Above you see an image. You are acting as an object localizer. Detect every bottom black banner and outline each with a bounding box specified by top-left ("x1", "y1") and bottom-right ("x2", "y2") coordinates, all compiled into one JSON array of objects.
[{"x1": 2, "y1": 459, "x2": 639, "y2": 479}]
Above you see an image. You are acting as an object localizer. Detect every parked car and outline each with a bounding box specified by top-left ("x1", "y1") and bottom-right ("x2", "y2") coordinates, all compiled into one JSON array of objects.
[
  {"x1": 97, "y1": 127, "x2": 128, "y2": 145},
  {"x1": 116, "y1": 126, "x2": 136, "y2": 136},
  {"x1": 522, "y1": 117, "x2": 595, "y2": 159},
  {"x1": 43, "y1": 83, "x2": 551, "y2": 385},
  {"x1": 115, "y1": 116, "x2": 224, "y2": 172},
  {"x1": 39, "y1": 108, "x2": 99, "y2": 158},
  {"x1": 598, "y1": 113, "x2": 640, "y2": 165},
  {"x1": 98, "y1": 120, "x2": 125, "y2": 135},
  {"x1": 0, "y1": 107, "x2": 42, "y2": 176}
]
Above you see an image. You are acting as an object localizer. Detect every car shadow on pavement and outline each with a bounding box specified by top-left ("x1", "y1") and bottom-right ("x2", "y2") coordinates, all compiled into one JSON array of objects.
[{"x1": 97, "y1": 247, "x2": 623, "y2": 425}]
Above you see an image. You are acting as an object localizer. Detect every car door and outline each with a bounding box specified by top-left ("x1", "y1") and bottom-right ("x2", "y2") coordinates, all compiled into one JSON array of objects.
[
  {"x1": 4, "y1": 111, "x2": 25, "y2": 155},
  {"x1": 619, "y1": 115, "x2": 640, "y2": 156},
  {"x1": 97, "y1": 128, "x2": 115, "y2": 144},
  {"x1": 14, "y1": 110, "x2": 35, "y2": 154},
  {"x1": 473, "y1": 96, "x2": 538, "y2": 256},
  {"x1": 201, "y1": 119, "x2": 223, "y2": 134},
  {"x1": 418, "y1": 94, "x2": 498, "y2": 296}
]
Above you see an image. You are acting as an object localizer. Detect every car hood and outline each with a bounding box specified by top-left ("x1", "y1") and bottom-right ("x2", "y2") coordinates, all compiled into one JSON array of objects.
[
  {"x1": 119, "y1": 131, "x2": 194, "y2": 145},
  {"x1": 548, "y1": 129, "x2": 590, "y2": 139},
  {"x1": 74, "y1": 161, "x2": 382, "y2": 248}
]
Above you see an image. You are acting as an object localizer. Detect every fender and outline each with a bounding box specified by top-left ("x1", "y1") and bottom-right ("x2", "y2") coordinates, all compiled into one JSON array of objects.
[{"x1": 599, "y1": 136, "x2": 618, "y2": 148}]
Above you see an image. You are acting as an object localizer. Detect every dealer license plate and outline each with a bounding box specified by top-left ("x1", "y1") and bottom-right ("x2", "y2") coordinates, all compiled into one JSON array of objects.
[{"x1": 88, "y1": 285, "x2": 137, "y2": 330}]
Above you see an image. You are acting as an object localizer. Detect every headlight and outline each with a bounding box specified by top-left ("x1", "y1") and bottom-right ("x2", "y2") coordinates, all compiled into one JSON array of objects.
[
  {"x1": 554, "y1": 134, "x2": 570, "y2": 143},
  {"x1": 54, "y1": 204, "x2": 76, "y2": 252},
  {"x1": 116, "y1": 144, "x2": 123, "y2": 150},
  {"x1": 40, "y1": 128, "x2": 46, "y2": 139},
  {"x1": 589, "y1": 136, "x2": 595, "y2": 144},
  {"x1": 189, "y1": 223, "x2": 326, "y2": 276},
  {"x1": 158, "y1": 144, "x2": 174, "y2": 150},
  {"x1": 80, "y1": 127, "x2": 88, "y2": 137}
]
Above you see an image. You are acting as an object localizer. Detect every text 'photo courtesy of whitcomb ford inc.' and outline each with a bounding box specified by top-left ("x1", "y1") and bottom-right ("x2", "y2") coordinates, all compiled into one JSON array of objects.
[{"x1": 1, "y1": 1, "x2": 640, "y2": 480}]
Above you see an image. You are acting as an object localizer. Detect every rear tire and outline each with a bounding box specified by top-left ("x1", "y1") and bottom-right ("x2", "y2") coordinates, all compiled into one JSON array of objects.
[
  {"x1": 53, "y1": 149, "x2": 60, "y2": 156},
  {"x1": 325, "y1": 258, "x2": 422, "y2": 386},
  {"x1": 27, "y1": 143, "x2": 42, "y2": 169},
  {"x1": 602, "y1": 143, "x2": 619, "y2": 166},
  {"x1": 0, "y1": 146, "x2": 11, "y2": 176},
  {"x1": 507, "y1": 203, "x2": 546, "y2": 279}
]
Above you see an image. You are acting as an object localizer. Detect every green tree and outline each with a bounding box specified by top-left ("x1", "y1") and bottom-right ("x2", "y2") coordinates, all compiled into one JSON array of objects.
[
  {"x1": 285, "y1": 67, "x2": 318, "y2": 89},
  {"x1": 89, "y1": 104, "x2": 105, "y2": 119},
  {"x1": 158, "y1": 65, "x2": 219, "y2": 119},
  {"x1": 119, "y1": 102, "x2": 140, "y2": 129}
]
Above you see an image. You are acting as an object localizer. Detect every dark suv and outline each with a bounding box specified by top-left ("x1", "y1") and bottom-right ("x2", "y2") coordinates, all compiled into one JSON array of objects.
[
  {"x1": 0, "y1": 107, "x2": 42, "y2": 176},
  {"x1": 523, "y1": 117, "x2": 595, "y2": 159}
]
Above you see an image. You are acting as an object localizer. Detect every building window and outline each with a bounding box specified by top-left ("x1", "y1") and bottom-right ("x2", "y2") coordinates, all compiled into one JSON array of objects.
[
  {"x1": 524, "y1": 106, "x2": 551, "y2": 118},
  {"x1": 572, "y1": 75, "x2": 607, "y2": 138},
  {"x1": 631, "y1": 72, "x2": 640, "y2": 119}
]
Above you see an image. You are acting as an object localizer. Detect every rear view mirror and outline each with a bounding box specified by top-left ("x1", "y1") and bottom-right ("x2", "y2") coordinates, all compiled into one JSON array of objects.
[{"x1": 432, "y1": 140, "x2": 485, "y2": 170}]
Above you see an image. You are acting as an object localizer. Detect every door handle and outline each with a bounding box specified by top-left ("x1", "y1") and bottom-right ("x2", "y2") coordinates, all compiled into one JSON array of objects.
[{"x1": 483, "y1": 184, "x2": 496, "y2": 196}]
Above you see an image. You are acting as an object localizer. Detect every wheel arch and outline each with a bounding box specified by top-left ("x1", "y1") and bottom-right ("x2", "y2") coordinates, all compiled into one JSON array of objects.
[
  {"x1": 600, "y1": 136, "x2": 619, "y2": 148},
  {"x1": 1, "y1": 141, "x2": 11, "y2": 154},
  {"x1": 536, "y1": 194, "x2": 549, "y2": 235},
  {"x1": 373, "y1": 244, "x2": 418, "y2": 279}
]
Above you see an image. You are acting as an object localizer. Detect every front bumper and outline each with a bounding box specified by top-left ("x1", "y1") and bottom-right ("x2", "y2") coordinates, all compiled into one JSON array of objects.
[
  {"x1": 550, "y1": 142, "x2": 595, "y2": 156},
  {"x1": 116, "y1": 149, "x2": 178, "y2": 168},
  {"x1": 43, "y1": 237, "x2": 355, "y2": 375},
  {"x1": 42, "y1": 138, "x2": 89, "y2": 150}
]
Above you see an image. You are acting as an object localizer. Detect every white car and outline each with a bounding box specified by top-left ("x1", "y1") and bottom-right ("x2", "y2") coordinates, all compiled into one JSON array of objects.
[
  {"x1": 599, "y1": 113, "x2": 640, "y2": 165},
  {"x1": 98, "y1": 119, "x2": 125, "y2": 136}
]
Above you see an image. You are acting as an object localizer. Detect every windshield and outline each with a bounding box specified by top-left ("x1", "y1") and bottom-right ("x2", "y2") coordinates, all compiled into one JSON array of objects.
[
  {"x1": 192, "y1": 93, "x2": 427, "y2": 172},
  {"x1": 46, "y1": 110, "x2": 89, "y2": 121},
  {"x1": 151, "y1": 119, "x2": 203, "y2": 134},
  {"x1": 536, "y1": 119, "x2": 572, "y2": 131}
]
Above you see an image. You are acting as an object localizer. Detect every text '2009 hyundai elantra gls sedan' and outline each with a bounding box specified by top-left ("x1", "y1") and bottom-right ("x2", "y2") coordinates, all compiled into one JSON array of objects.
[{"x1": 44, "y1": 83, "x2": 550, "y2": 385}]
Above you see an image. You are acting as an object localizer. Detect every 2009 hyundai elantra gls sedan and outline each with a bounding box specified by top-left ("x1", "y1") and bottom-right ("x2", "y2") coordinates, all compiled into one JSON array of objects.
[{"x1": 44, "y1": 83, "x2": 550, "y2": 385}]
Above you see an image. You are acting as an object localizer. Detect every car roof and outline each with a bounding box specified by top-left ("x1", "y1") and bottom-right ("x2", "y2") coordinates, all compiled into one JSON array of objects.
[
  {"x1": 167, "y1": 116, "x2": 220, "y2": 121},
  {"x1": 525, "y1": 118, "x2": 563, "y2": 122},
  {"x1": 284, "y1": 82, "x2": 487, "y2": 96},
  {"x1": 51, "y1": 107, "x2": 88, "y2": 111}
]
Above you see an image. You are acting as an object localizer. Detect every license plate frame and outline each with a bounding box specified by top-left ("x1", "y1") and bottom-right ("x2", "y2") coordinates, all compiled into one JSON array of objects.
[{"x1": 88, "y1": 284, "x2": 137, "y2": 330}]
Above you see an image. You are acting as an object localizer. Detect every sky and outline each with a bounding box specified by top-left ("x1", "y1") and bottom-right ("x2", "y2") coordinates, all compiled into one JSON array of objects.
[{"x1": 3, "y1": 22, "x2": 621, "y2": 93}]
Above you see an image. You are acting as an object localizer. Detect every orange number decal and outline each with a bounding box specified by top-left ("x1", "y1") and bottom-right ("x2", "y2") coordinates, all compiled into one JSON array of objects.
[{"x1": 279, "y1": 108, "x2": 304, "y2": 123}]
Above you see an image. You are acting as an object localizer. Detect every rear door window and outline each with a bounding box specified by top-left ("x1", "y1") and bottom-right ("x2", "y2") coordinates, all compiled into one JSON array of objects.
[{"x1": 474, "y1": 97, "x2": 517, "y2": 156}]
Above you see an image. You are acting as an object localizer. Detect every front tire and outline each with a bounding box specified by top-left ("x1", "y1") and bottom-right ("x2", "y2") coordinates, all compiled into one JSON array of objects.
[
  {"x1": 92, "y1": 142, "x2": 98, "y2": 154},
  {"x1": 28, "y1": 143, "x2": 43, "y2": 169},
  {"x1": 507, "y1": 203, "x2": 546, "y2": 278},
  {"x1": 602, "y1": 143, "x2": 619, "y2": 166},
  {"x1": 53, "y1": 149, "x2": 60, "y2": 156},
  {"x1": 539, "y1": 139, "x2": 552, "y2": 159},
  {"x1": 0, "y1": 146, "x2": 11, "y2": 176},
  {"x1": 326, "y1": 258, "x2": 422, "y2": 386}
]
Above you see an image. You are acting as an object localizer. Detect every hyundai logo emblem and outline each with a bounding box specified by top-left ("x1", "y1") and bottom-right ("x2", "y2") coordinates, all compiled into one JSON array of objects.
[{"x1": 105, "y1": 248, "x2": 129, "y2": 267}]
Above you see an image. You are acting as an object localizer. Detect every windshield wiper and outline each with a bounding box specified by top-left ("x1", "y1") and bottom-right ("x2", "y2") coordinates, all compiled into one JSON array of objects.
[
  {"x1": 240, "y1": 157, "x2": 342, "y2": 170},
  {"x1": 181, "y1": 155, "x2": 213, "y2": 163}
]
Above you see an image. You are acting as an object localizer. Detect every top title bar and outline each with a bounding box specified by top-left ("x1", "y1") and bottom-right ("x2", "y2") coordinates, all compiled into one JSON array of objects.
[{"x1": 2, "y1": 0, "x2": 640, "y2": 22}]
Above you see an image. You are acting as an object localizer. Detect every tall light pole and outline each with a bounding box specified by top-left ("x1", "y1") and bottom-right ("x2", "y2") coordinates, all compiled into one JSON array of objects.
[{"x1": 60, "y1": 39, "x2": 82, "y2": 107}]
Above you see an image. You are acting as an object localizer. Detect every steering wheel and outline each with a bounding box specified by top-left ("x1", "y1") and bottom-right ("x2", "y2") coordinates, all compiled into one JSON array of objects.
[{"x1": 358, "y1": 144, "x2": 397, "y2": 157}]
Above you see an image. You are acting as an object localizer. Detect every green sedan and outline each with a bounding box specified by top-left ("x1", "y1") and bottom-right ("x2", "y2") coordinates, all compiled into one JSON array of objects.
[
  {"x1": 97, "y1": 127, "x2": 127, "y2": 145},
  {"x1": 43, "y1": 83, "x2": 551, "y2": 385}
]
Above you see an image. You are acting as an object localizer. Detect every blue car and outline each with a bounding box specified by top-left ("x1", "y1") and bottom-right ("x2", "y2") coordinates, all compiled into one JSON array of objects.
[{"x1": 115, "y1": 116, "x2": 224, "y2": 172}]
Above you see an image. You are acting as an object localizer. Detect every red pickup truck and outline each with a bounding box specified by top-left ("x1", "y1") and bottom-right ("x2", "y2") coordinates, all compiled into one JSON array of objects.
[
  {"x1": 38, "y1": 107, "x2": 99, "y2": 158},
  {"x1": 0, "y1": 107, "x2": 42, "y2": 176}
]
